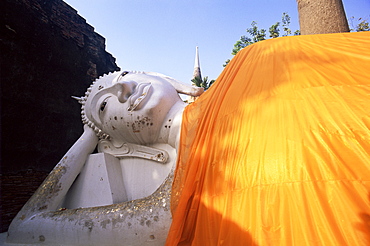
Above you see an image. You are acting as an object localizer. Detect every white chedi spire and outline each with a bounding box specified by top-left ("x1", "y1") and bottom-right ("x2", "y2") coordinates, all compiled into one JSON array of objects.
[
  {"x1": 193, "y1": 46, "x2": 202, "y2": 81},
  {"x1": 188, "y1": 47, "x2": 203, "y2": 103}
]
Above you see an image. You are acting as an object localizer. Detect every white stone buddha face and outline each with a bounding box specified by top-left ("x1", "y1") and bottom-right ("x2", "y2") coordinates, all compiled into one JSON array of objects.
[{"x1": 84, "y1": 71, "x2": 184, "y2": 146}]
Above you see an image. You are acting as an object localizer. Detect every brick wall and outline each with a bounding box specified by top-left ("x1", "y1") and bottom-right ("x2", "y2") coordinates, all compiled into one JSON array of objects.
[
  {"x1": 1, "y1": 169, "x2": 49, "y2": 232},
  {"x1": 1, "y1": 0, "x2": 120, "y2": 232}
]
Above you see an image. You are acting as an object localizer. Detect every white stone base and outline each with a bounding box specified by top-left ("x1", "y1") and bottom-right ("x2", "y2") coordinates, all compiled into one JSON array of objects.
[
  {"x1": 62, "y1": 153, "x2": 127, "y2": 209},
  {"x1": 62, "y1": 143, "x2": 176, "y2": 209}
]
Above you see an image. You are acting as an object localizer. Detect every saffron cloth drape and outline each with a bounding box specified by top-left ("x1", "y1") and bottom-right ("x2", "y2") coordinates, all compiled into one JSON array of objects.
[{"x1": 167, "y1": 32, "x2": 370, "y2": 245}]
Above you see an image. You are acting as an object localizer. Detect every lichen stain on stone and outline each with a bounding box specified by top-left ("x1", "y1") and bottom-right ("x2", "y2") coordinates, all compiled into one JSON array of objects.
[
  {"x1": 38, "y1": 205, "x2": 48, "y2": 211},
  {"x1": 146, "y1": 220, "x2": 152, "y2": 227},
  {"x1": 112, "y1": 216, "x2": 125, "y2": 228},
  {"x1": 140, "y1": 218, "x2": 145, "y2": 226},
  {"x1": 39, "y1": 235, "x2": 45, "y2": 242},
  {"x1": 100, "y1": 219, "x2": 111, "y2": 229},
  {"x1": 131, "y1": 116, "x2": 152, "y2": 133},
  {"x1": 84, "y1": 220, "x2": 94, "y2": 232}
]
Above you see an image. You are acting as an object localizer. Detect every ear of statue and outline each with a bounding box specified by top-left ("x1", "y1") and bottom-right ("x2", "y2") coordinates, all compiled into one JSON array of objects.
[
  {"x1": 177, "y1": 86, "x2": 204, "y2": 97},
  {"x1": 142, "y1": 71, "x2": 205, "y2": 97},
  {"x1": 159, "y1": 75, "x2": 204, "y2": 96}
]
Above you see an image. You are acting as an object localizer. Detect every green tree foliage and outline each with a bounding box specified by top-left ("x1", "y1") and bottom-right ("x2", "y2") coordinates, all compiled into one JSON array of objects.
[
  {"x1": 349, "y1": 16, "x2": 370, "y2": 32},
  {"x1": 224, "y1": 13, "x2": 299, "y2": 67},
  {"x1": 224, "y1": 13, "x2": 369, "y2": 67},
  {"x1": 191, "y1": 76, "x2": 215, "y2": 91}
]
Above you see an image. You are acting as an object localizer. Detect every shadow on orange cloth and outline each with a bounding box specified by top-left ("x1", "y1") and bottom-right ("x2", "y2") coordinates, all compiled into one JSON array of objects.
[{"x1": 167, "y1": 32, "x2": 370, "y2": 245}]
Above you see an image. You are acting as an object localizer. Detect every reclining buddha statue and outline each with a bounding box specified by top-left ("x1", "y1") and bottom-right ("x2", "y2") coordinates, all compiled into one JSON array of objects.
[
  {"x1": 6, "y1": 31, "x2": 370, "y2": 246},
  {"x1": 6, "y1": 70, "x2": 203, "y2": 245}
]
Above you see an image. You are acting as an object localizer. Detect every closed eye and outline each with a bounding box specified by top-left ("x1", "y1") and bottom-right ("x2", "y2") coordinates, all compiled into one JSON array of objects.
[{"x1": 100, "y1": 101, "x2": 107, "y2": 111}]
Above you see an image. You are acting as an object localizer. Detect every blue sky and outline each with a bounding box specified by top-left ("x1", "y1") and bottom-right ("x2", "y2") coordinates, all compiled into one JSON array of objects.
[{"x1": 64, "y1": 0, "x2": 370, "y2": 86}]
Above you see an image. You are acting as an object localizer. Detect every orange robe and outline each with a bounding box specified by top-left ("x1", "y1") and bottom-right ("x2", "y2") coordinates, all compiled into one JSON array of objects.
[{"x1": 167, "y1": 32, "x2": 370, "y2": 245}]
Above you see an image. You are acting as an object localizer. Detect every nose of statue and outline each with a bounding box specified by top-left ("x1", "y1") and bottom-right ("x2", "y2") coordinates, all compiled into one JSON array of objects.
[{"x1": 116, "y1": 81, "x2": 137, "y2": 103}]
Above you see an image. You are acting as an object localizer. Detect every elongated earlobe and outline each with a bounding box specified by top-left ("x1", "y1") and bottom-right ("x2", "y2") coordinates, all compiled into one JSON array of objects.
[
  {"x1": 134, "y1": 71, "x2": 205, "y2": 97},
  {"x1": 175, "y1": 86, "x2": 204, "y2": 97}
]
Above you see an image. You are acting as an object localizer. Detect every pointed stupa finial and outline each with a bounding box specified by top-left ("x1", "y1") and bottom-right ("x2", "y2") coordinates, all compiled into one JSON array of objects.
[{"x1": 193, "y1": 46, "x2": 202, "y2": 81}]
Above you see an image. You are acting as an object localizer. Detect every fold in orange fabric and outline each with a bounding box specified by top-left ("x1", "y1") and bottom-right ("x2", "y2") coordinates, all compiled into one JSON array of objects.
[{"x1": 166, "y1": 32, "x2": 370, "y2": 246}]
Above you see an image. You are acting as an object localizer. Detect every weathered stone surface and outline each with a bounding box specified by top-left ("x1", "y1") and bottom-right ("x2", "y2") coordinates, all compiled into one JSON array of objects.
[{"x1": 0, "y1": 0, "x2": 120, "y2": 232}]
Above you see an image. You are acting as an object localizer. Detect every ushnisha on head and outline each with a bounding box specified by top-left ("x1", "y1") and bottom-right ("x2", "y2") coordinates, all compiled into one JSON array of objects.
[{"x1": 73, "y1": 71, "x2": 204, "y2": 145}]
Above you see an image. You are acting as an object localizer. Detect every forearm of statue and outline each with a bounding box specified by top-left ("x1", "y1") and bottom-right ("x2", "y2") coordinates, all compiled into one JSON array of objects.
[{"x1": 11, "y1": 125, "x2": 98, "y2": 223}]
